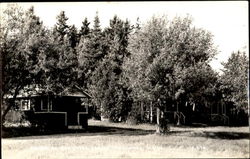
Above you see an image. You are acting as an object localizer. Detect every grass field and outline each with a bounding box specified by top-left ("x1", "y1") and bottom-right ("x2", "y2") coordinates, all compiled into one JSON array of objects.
[{"x1": 2, "y1": 120, "x2": 249, "y2": 158}]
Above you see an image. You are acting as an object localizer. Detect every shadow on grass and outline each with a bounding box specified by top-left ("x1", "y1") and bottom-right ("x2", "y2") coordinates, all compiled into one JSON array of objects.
[
  {"x1": 86, "y1": 125, "x2": 155, "y2": 136},
  {"x1": 186, "y1": 130, "x2": 249, "y2": 140},
  {"x1": 2, "y1": 125, "x2": 249, "y2": 140},
  {"x1": 1, "y1": 126, "x2": 154, "y2": 139},
  {"x1": 2, "y1": 125, "x2": 192, "y2": 139},
  {"x1": 201, "y1": 131, "x2": 250, "y2": 140},
  {"x1": 2, "y1": 127, "x2": 82, "y2": 139}
]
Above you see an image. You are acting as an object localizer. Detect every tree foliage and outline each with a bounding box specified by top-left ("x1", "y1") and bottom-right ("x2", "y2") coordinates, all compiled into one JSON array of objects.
[
  {"x1": 79, "y1": 17, "x2": 90, "y2": 38},
  {"x1": 220, "y1": 51, "x2": 249, "y2": 113},
  {"x1": 37, "y1": 11, "x2": 78, "y2": 94},
  {"x1": 123, "y1": 15, "x2": 218, "y2": 129},
  {"x1": 89, "y1": 15, "x2": 132, "y2": 121},
  {"x1": 2, "y1": 5, "x2": 248, "y2": 128},
  {"x1": 76, "y1": 12, "x2": 105, "y2": 90},
  {"x1": 1, "y1": 5, "x2": 46, "y2": 122}
]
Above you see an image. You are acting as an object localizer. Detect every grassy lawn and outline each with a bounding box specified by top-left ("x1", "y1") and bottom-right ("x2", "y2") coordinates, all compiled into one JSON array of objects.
[{"x1": 2, "y1": 120, "x2": 249, "y2": 158}]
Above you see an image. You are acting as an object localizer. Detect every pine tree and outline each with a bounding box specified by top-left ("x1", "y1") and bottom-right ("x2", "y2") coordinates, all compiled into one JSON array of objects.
[
  {"x1": 93, "y1": 12, "x2": 101, "y2": 34},
  {"x1": 55, "y1": 11, "x2": 69, "y2": 42},
  {"x1": 76, "y1": 12, "x2": 105, "y2": 89},
  {"x1": 89, "y1": 15, "x2": 132, "y2": 121},
  {"x1": 79, "y1": 17, "x2": 90, "y2": 38},
  {"x1": 38, "y1": 11, "x2": 78, "y2": 93},
  {"x1": 68, "y1": 24, "x2": 79, "y2": 48}
]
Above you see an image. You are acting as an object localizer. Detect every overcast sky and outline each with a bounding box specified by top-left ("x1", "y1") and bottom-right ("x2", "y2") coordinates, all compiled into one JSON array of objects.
[{"x1": 1, "y1": 2, "x2": 248, "y2": 73}]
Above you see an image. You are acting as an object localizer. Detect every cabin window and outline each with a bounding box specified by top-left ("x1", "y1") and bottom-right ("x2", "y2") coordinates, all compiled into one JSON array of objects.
[
  {"x1": 41, "y1": 97, "x2": 52, "y2": 111},
  {"x1": 41, "y1": 98, "x2": 47, "y2": 110},
  {"x1": 21, "y1": 99, "x2": 30, "y2": 110}
]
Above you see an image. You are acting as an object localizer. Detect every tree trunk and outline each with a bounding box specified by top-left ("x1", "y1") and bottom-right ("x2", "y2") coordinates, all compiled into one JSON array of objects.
[
  {"x1": 0, "y1": 50, "x2": 2, "y2": 130},
  {"x1": 248, "y1": 114, "x2": 250, "y2": 126},
  {"x1": 176, "y1": 102, "x2": 180, "y2": 126},
  {"x1": 100, "y1": 102, "x2": 105, "y2": 121},
  {"x1": 248, "y1": 106, "x2": 250, "y2": 126},
  {"x1": 1, "y1": 87, "x2": 20, "y2": 126},
  {"x1": 100, "y1": 101, "x2": 109, "y2": 121},
  {"x1": 156, "y1": 106, "x2": 169, "y2": 134},
  {"x1": 150, "y1": 101, "x2": 153, "y2": 123},
  {"x1": 156, "y1": 107, "x2": 160, "y2": 134},
  {"x1": 140, "y1": 101, "x2": 144, "y2": 121}
]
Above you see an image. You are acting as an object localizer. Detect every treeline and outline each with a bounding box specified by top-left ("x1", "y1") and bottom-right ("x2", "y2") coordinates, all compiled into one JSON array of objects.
[{"x1": 1, "y1": 5, "x2": 249, "y2": 127}]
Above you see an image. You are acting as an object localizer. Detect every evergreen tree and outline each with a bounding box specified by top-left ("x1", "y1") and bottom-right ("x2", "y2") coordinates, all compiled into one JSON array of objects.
[
  {"x1": 79, "y1": 17, "x2": 90, "y2": 38},
  {"x1": 38, "y1": 11, "x2": 77, "y2": 93},
  {"x1": 93, "y1": 11, "x2": 101, "y2": 33},
  {"x1": 55, "y1": 11, "x2": 69, "y2": 42},
  {"x1": 89, "y1": 15, "x2": 132, "y2": 121},
  {"x1": 76, "y1": 12, "x2": 105, "y2": 89},
  {"x1": 68, "y1": 24, "x2": 79, "y2": 48}
]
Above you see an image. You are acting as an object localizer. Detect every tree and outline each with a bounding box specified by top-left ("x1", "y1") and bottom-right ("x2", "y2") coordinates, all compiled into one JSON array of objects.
[
  {"x1": 38, "y1": 11, "x2": 78, "y2": 94},
  {"x1": 220, "y1": 50, "x2": 249, "y2": 124},
  {"x1": 163, "y1": 16, "x2": 217, "y2": 125},
  {"x1": 76, "y1": 17, "x2": 90, "y2": 87},
  {"x1": 68, "y1": 24, "x2": 79, "y2": 48},
  {"x1": 89, "y1": 15, "x2": 132, "y2": 121},
  {"x1": 123, "y1": 15, "x2": 217, "y2": 133},
  {"x1": 1, "y1": 5, "x2": 46, "y2": 123},
  {"x1": 54, "y1": 11, "x2": 69, "y2": 42},
  {"x1": 79, "y1": 17, "x2": 90, "y2": 39},
  {"x1": 173, "y1": 62, "x2": 219, "y2": 124},
  {"x1": 76, "y1": 12, "x2": 105, "y2": 89},
  {"x1": 89, "y1": 54, "x2": 121, "y2": 121},
  {"x1": 123, "y1": 16, "x2": 167, "y2": 127}
]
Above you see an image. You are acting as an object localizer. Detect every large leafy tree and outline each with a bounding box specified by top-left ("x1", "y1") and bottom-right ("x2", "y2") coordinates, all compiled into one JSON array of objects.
[
  {"x1": 173, "y1": 62, "x2": 219, "y2": 124},
  {"x1": 123, "y1": 16, "x2": 166, "y2": 103},
  {"x1": 162, "y1": 16, "x2": 218, "y2": 124},
  {"x1": 1, "y1": 5, "x2": 47, "y2": 123},
  {"x1": 220, "y1": 51, "x2": 249, "y2": 114},
  {"x1": 123, "y1": 15, "x2": 217, "y2": 133}
]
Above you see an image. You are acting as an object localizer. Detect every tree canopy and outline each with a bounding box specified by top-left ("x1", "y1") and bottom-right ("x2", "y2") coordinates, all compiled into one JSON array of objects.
[
  {"x1": 220, "y1": 51, "x2": 249, "y2": 113},
  {"x1": 1, "y1": 4, "x2": 248, "y2": 128}
]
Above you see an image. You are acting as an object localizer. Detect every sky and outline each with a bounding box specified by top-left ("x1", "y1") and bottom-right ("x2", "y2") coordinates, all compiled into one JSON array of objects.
[{"x1": 1, "y1": 1, "x2": 248, "y2": 73}]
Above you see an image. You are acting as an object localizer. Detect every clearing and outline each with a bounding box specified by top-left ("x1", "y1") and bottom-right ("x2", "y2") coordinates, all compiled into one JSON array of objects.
[{"x1": 2, "y1": 120, "x2": 249, "y2": 158}]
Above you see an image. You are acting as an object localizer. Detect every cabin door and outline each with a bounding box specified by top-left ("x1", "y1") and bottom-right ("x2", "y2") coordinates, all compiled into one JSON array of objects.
[
  {"x1": 68, "y1": 111, "x2": 78, "y2": 125},
  {"x1": 65, "y1": 97, "x2": 79, "y2": 125}
]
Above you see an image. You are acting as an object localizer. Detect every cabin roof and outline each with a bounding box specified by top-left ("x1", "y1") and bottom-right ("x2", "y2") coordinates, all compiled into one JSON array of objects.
[
  {"x1": 4, "y1": 85, "x2": 91, "y2": 99},
  {"x1": 59, "y1": 86, "x2": 91, "y2": 98}
]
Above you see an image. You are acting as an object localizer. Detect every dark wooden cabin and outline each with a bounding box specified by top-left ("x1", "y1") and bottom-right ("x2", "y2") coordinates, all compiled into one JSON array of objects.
[{"x1": 12, "y1": 88, "x2": 91, "y2": 129}]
